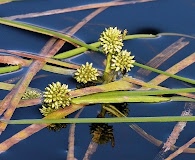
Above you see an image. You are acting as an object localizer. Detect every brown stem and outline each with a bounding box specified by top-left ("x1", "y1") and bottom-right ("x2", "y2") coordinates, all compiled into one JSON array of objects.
[
  {"x1": 165, "y1": 137, "x2": 195, "y2": 160},
  {"x1": 5, "y1": 0, "x2": 155, "y2": 20},
  {"x1": 0, "y1": 55, "x2": 29, "y2": 66},
  {"x1": 0, "y1": 49, "x2": 80, "y2": 69},
  {"x1": 67, "y1": 108, "x2": 83, "y2": 160}
]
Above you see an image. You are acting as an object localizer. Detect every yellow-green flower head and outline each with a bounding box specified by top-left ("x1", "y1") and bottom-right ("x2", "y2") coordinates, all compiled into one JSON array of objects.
[
  {"x1": 43, "y1": 82, "x2": 71, "y2": 109},
  {"x1": 74, "y1": 62, "x2": 99, "y2": 84},
  {"x1": 21, "y1": 88, "x2": 42, "y2": 100},
  {"x1": 39, "y1": 105, "x2": 56, "y2": 117},
  {"x1": 111, "y1": 50, "x2": 135, "y2": 72},
  {"x1": 99, "y1": 27, "x2": 125, "y2": 54}
]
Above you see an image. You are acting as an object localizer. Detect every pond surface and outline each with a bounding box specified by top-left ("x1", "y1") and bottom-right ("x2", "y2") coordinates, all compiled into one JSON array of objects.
[{"x1": 0, "y1": 0, "x2": 195, "y2": 160}]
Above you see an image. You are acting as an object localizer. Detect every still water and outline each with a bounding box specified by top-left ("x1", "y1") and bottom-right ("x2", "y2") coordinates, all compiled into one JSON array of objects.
[{"x1": 0, "y1": 0, "x2": 195, "y2": 159}]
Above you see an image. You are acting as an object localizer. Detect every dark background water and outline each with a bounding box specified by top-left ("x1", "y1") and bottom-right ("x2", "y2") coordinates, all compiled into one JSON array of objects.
[{"x1": 0, "y1": 0, "x2": 195, "y2": 160}]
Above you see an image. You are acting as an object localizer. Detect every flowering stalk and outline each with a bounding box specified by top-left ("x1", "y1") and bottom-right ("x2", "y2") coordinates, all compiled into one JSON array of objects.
[
  {"x1": 103, "y1": 53, "x2": 112, "y2": 82},
  {"x1": 99, "y1": 27, "x2": 127, "y2": 82}
]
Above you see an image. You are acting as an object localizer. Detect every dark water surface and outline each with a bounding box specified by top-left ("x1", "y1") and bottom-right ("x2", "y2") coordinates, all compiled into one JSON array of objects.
[{"x1": 0, "y1": 0, "x2": 195, "y2": 160}]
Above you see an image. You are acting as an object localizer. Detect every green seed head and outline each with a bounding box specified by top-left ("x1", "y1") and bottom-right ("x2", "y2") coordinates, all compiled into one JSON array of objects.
[
  {"x1": 111, "y1": 50, "x2": 135, "y2": 72},
  {"x1": 21, "y1": 88, "x2": 42, "y2": 100},
  {"x1": 43, "y1": 81, "x2": 71, "y2": 109},
  {"x1": 99, "y1": 27, "x2": 125, "y2": 54},
  {"x1": 39, "y1": 105, "x2": 57, "y2": 117},
  {"x1": 74, "y1": 62, "x2": 99, "y2": 84}
]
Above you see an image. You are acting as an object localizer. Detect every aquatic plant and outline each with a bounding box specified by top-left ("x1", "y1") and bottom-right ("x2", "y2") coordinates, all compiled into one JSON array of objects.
[{"x1": 0, "y1": 2, "x2": 195, "y2": 160}]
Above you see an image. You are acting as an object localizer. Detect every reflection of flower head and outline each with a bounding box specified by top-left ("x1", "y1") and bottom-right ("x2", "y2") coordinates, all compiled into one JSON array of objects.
[
  {"x1": 111, "y1": 50, "x2": 135, "y2": 72},
  {"x1": 99, "y1": 27, "x2": 125, "y2": 54},
  {"x1": 47, "y1": 123, "x2": 67, "y2": 132},
  {"x1": 39, "y1": 104, "x2": 67, "y2": 132},
  {"x1": 90, "y1": 123, "x2": 115, "y2": 147},
  {"x1": 74, "y1": 62, "x2": 99, "y2": 84},
  {"x1": 43, "y1": 82, "x2": 71, "y2": 109},
  {"x1": 106, "y1": 103, "x2": 129, "y2": 117}
]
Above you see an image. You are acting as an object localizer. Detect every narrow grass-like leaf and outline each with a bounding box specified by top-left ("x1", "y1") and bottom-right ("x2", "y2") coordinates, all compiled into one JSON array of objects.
[
  {"x1": 0, "y1": 66, "x2": 20, "y2": 74},
  {"x1": 72, "y1": 95, "x2": 171, "y2": 104},
  {"x1": 4, "y1": 116, "x2": 195, "y2": 124},
  {"x1": 0, "y1": 17, "x2": 98, "y2": 51},
  {"x1": 0, "y1": 0, "x2": 20, "y2": 4},
  {"x1": 72, "y1": 88, "x2": 195, "y2": 100}
]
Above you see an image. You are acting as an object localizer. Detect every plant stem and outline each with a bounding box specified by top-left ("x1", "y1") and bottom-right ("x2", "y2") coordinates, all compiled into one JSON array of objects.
[
  {"x1": 54, "y1": 42, "x2": 100, "y2": 59},
  {"x1": 157, "y1": 33, "x2": 195, "y2": 39},
  {"x1": 124, "y1": 34, "x2": 157, "y2": 40},
  {"x1": 54, "y1": 34, "x2": 157, "y2": 59},
  {"x1": 103, "y1": 53, "x2": 113, "y2": 83}
]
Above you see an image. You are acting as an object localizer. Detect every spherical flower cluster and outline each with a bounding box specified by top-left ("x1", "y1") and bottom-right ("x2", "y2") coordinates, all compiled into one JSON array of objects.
[
  {"x1": 43, "y1": 81, "x2": 71, "y2": 109},
  {"x1": 111, "y1": 50, "x2": 135, "y2": 72},
  {"x1": 74, "y1": 62, "x2": 99, "y2": 84},
  {"x1": 21, "y1": 88, "x2": 42, "y2": 100},
  {"x1": 99, "y1": 27, "x2": 125, "y2": 54}
]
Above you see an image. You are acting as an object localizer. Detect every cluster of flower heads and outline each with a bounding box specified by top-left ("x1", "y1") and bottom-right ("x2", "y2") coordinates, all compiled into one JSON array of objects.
[
  {"x1": 73, "y1": 27, "x2": 135, "y2": 84},
  {"x1": 39, "y1": 81, "x2": 71, "y2": 117},
  {"x1": 99, "y1": 27, "x2": 135, "y2": 73}
]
